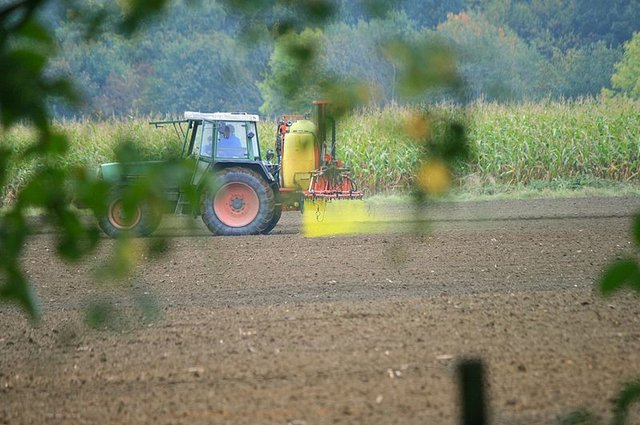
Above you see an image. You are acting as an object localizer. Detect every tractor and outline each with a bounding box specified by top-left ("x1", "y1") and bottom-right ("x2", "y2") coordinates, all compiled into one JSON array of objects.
[{"x1": 86, "y1": 101, "x2": 362, "y2": 237}]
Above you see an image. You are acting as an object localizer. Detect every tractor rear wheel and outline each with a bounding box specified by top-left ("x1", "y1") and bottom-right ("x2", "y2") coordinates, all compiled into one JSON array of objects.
[
  {"x1": 201, "y1": 167, "x2": 275, "y2": 236},
  {"x1": 98, "y1": 190, "x2": 162, "y2": 238},
  {"x1": 260, "y1": 205, "x2": 282, "y2": 234}
]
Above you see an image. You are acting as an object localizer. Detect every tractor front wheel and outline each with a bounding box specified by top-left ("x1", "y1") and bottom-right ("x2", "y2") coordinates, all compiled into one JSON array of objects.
[
  {"x1": 201, "y1": 167, "x2": 275, "y2": 236},
  {"x1": 98, "y1": 190, "x2": 162, "y2": 238}
]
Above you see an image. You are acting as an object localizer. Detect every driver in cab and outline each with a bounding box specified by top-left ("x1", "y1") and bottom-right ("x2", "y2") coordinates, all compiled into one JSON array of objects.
[{"x1": 217, "y1": 124, "x2": 243, "y2": 157}]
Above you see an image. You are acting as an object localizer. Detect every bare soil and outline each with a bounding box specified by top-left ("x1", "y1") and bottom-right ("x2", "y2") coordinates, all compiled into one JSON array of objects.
[{"x1": 2, "y1": 197, "x2": 640, "y2": 425}]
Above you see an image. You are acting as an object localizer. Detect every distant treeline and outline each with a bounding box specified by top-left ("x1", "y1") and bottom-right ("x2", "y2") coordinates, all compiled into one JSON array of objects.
[{"x1": 44, "y1": 0, "x2": 639, "y2": 117}]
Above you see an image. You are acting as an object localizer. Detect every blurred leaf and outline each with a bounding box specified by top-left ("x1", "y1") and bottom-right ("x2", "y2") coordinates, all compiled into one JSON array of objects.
[
  {"x1": 147, "y1": 237, "x2": 170, "y2": 257},
  {"x1": 9, "y1": 48, "x2": 47, "y2": 72},
  {"x1": 320, "y1": 78, "x2": 380, "y2": 118},
  {"x1": 440, "y1": 120, "x2": 468, "y2": 160},
  {"x1": 0, "y1": 209, "x2": 28, "y2": 264},
  {"x1": 119, "y1": 0, "x2": 171, "y2": 35},
  {"x1": 134, "y1": 289, "x2": 160, "y2": 323},
  {"x1": 612, "y1": 381, "x2": 640, "y2": 425},
  {"x1": 17, "y1": 166, "x2": 64, "y2": 208},
  {"x1": 97, "y1": 237, "x2": 144, "y2": 280},
  {"x1": 24, "y1": 130, "x2": 69, "y2": 156},
  {"x1": 416, "y1": 159, "x2": 451, "y2": 196},
  {"x1": 299, "y1": 0, "x2": 335, "y2": 24},
  {"x1": 85, "y1": 299, "x2": 117, "y2": 329},
  {"x1": 555, "y1": 409, "x2": 599, "y2": 425},
  {"x1": 269, "y1": 20, "x2": 295, "y2": 37},
  {"x1": 0, "y1": 266, "x2": 40, "y2": 320},
  {"x1": 115, "y1": 139, "x2": 147, "y2": 163},
  {"x1": 69, "y1": 168, "x2": 111, "y2": 215},
  {"x1": 258, "y1": 28, "x2": 326, "y2": 114},
  {"x1": 47, "y1": 78, "x2": 81, "y2": 105},
  {"x1": 54, "y1": 207, "x2": 101, "y2": 261},
  {"x1": 383, "y1": 39, "x2": 462, "y2": 99},
  {"x1": 600, "y1": 259, "x2": 640, "y2": 296},
  {"x1": 16, "y1": 19, "x2": 53, "y2": 45},
  {"x1": 83, "y1": 8, "x2": 110, "y2": 40}
]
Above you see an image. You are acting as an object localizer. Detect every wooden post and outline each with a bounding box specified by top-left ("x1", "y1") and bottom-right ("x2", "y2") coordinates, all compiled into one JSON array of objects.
[{"x1": 458, "y1": 358, "x2": 488, "y2": 425}]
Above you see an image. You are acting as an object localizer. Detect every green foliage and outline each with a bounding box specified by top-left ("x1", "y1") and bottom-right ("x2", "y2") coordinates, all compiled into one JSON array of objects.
[
  {"x1": 472, "y1": 0, "x2": 632, "y2": 98},
  {"x1": 611, "y1": 381, "x2": 640, "y2": 425},
  {"x1": 610, "y1": 32, "x2": 640, "y2": 99},
  {"x1": 50, "y1": 1, "x2": 263, "y2": 116},
  {"x1": 483, "y1": 0, "x2": 640, "y2": 51},
  {"x1": 398, "y1": 0, "x2": 466, "y2": 28},
  {"x1": 143, "y1": 32, "x2": 262, "y2": 113},
  {"x1": 558, "y1": 380, "x2": 640, "y2": 425},
  {"x1": 0, "y1": 0, "x2": 197, "y2": 319},
  {"x1": 600, "y1": 259, "x2": 640, "y2": 296},
  {"x1": 430, "y1": 11, "x2": 545, "y2": 101},
  {"x1": 550, "y1": 42, "x2": 622, "y2": 99},
  {"x1": 324, "y1": 11, "x2": 416, "y2": 103},
  {"x1": 32, "y1": 0, "x2": 638, "y2": 118},
  {"x1": 257, "y1": 28, "x2": 326, "y2": 115},
  {"x1": 556, "y1": 409, "x2": 598, "y2": 425},
  {"x1": 599, "y1": 212, "x2": 640, "y2": 296},
  {"x1": 259, "y1": 6, "x2": 624, "y2": 108}
]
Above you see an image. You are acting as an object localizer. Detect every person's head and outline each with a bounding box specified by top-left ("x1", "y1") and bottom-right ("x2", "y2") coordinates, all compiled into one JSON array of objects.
[{"x1": 223, "y1": 124, "x2": 234, "y2": 138}]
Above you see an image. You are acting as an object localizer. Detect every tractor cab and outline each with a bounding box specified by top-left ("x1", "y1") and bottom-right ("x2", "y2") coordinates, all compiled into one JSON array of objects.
[
  {"x1": 183, "y1": 111, "x2": 261, "y2": 162},
  {"x1": 178, "y1": 112, "x2": 276, "y2": 194},
  {"x1": 148, "y1": 111, "x2": 275, "y2": 190}
]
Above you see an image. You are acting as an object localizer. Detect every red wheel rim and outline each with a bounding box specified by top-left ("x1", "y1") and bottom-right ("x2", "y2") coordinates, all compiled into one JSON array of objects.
[
  {"x1": 213, "y1": 182, "x2": 260, "y2": 227},
  {"x1": 108, "y1": 200, "x2": 141, "y2": 230}
]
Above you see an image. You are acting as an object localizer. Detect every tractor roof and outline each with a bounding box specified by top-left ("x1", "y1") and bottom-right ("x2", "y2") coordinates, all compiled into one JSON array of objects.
[{"x1": 184, "y1": 111, "x2": 259, "y2": 122}]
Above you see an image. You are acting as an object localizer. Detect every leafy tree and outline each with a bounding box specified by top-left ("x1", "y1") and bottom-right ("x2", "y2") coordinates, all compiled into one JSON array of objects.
[
  {"x1": 544, "y1": 42, "x2": 622, "y2": 99},
  {"x1": 257, "y1": 28, "x2": 326, "y2": 115},
  {"x1": 323, "y1": 11, "x2": 416, "y2": 104},
  {"x1": 48, "y1": 0, "x2": 261, "y2": 117},
  {"x1": 397, "y1": 0, "x2": 467, "y2": 28},
  {"x1": 143, "y1": 32, "x2": 263, "y2": 114},
  {"x1": 571, "y1": 0, "x2": 640, "y2": 48},
  {"x1": 610, "y1": 32, "x2": 640, "y2": 99},
  {"x1": 30, "y1": 0, "x2": 640, "y2": 116},
  {"x1": 431, "y1": 11, "x2": 546, "y2": 101},
  {"x1": 480, "y1": 0, "x2": 640, "y2": 52}
]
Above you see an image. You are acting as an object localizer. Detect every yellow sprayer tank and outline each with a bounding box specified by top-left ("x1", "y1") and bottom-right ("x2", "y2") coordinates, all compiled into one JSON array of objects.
[{"x1": 282, "y1": 120, "x2": 319, "y2": 189}]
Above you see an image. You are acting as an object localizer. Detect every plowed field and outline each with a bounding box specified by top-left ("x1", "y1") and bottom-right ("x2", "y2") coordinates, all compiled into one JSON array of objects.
[{"x1": 2, "y1": 197, "x2": 640, "y2": 424}]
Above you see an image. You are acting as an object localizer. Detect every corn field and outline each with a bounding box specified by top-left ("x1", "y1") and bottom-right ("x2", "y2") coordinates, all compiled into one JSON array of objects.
[
  {"x1": 1, "y1": 99, "x2": 639, "y2": 205},
  {"x1": 332, "y1": 99, "x2": 640, "y2": 194}
]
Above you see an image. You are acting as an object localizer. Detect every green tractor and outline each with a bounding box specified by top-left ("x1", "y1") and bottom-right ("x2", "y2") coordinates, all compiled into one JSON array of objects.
[{"x1": 86, "y1": 102, "x2": 361, "y2": 237}]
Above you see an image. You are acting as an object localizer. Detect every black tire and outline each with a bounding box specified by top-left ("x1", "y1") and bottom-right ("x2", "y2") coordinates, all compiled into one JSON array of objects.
[
  {"x1": 260, "y1": 205, "x2": 282, "y2": 234},
  {"x1": 201, "y1": 167, "x2": 275, "y2": 236},
  {"x1": 97, "y1": 190, "x2": 162, "y2": 238}
]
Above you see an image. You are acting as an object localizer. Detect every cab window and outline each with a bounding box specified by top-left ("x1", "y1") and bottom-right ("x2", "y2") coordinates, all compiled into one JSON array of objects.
[
  {"x1": 200, "y1": 121, "x2": 214, "y2": 157},
  {"x1": 247, "y1": 122, "x2": 260, "y2": 160},
  {"x1": 216, "y1": 121, "x2": 249, "y2": 159}
]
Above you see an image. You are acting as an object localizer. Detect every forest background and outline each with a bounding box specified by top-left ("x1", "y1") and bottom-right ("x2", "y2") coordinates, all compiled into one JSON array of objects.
[{"x1": 42, "y1": 0, "x2": 640, "y2": 118}]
